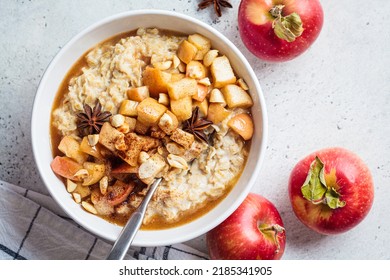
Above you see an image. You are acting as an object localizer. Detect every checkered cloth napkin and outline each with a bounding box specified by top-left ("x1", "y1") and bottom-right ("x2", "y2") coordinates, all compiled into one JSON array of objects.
[{"x1": 0, "y1": 180, "x2": 209, "y2": 260}]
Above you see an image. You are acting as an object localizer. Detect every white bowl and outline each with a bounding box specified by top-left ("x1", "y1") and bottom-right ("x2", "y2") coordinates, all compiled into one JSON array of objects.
[{"x1": 31, "y1": 10, "x2": 268, "y2": 247}]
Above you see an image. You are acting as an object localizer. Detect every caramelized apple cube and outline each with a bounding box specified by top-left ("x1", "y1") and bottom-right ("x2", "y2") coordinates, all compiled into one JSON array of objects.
[
  {"x1": 98, "y1": 122, "x2": 124, "y2": 152},
  {"x1": 170, "y1": 128, "x2": 195, "y2": 149},
  {"x1": 211, "y1": 56, "x2": 236, "y2": 88},
  {"x1": 192, "y1": 84, "x2": 208, "y2": 102},
  {"x1": 134, "y1": 119, "x2": 150, "y2": 135},
  {"x1": 221, "y1": 84, "x2": 253, "y2": 109},
  {"x1": 188, "y1": 34, "x2": 211, "y2": 60},
  {"x1": 142, "y1": 67, "x2": 171, "y2": 97},
  {"x1": 177, "y1": 40, "x2": 198, "y2": 64},
  {"x1": 80, "y1": 136, "x2": 103, "y2": 159},
  {"x1": 119, "y1": 100, "x2": 139, "y2": 117},
  {"x1": 186, "y1": 61, "x2": 207, "y2": 79},
  {"x1": 158, "y1": 110, "x2": 179, "y2": 135},
  {"x1": 137, "y1": 97, "x2": 167, "y2": 125},
  {"x1": 167, "y1": 77, "x2": 197, "y2": 100},
  {"x1": 58, "y1": 135, "x2": 88, "y2": 164},
  {"x1": 127, "y1": 86, "x2": 149, "y2": 102},
  {"x1": 227, "y1": 113, "x2": 254, "y2": 140},
  {"x1": 207, "y1": 103, "x2": 231, "y2": 124},
  {"x1": 170, "y1": 95, "x2": 193, "y2": 121}
]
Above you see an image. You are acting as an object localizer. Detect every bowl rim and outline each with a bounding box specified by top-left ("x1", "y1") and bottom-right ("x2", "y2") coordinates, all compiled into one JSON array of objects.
[{"x1": 31, "y1": 9, "x2": 268, "y2": 246}]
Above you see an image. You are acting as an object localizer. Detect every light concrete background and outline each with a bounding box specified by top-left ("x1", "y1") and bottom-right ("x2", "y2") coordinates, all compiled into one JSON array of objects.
[{"x1": 0, "y1": 0, "x2": 389, "y2": 259}]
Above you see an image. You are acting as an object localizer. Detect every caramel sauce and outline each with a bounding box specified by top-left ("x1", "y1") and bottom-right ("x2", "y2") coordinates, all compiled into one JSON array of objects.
[{"x1": 50, "y1": 29, "x2": 249, "y2": 230}]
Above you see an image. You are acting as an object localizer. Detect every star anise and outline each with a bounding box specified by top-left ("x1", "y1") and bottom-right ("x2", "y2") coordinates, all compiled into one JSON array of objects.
[
  {"x1": 76, "y1": 101, "x2": 112, "y2": 136},
  {"x1": 183, "y1": 107, "x2": 213, "y2": 144},
  {"x1": 198, "y1": 0, "x2": 233, "y2": 17}
]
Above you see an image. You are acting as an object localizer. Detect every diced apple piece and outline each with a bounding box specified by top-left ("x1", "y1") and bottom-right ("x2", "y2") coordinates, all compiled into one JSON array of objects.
[
  {"x1": 221, "y1": 84, "x2": 253, "y2": 109},
  {"x1": 138, "y1": 154, "x2": 166, "y2": 180},
  {"x1": 177, "y1": 40, "x2": 198, "y2": 64},
  {"x1": 167, "y1": 77, "x2": 197, "y2": 100},
  {"x1": 203, "y1": 50, "x2": 219, "y2": 67},
  {"x1": 127, "y1": 86, "x2": 149, "y2": 102},
  {"x1": 193, "y1": 99, "x2": 209, "y2": 117},
  {"x1": 98, "y1": 122, "x2": 124, "y2": 152},
  {"x1": 74, "y1": 184, "x2": 91, "y2": 198},
  {"x1": 170, "y1": 96, "x2": 193, "y2": 121},
  {"x1": 142, "y1": 67, "x2": 172, "y2": 97},
  {"x1": 58, "y1": 136, "x2": 88, "y2": 164},
  {"x1": 228, "y1": 113, "x2": 254, "y2": 140},
  {"x1": 82, "y1": 162, "x2": 105, "y2": 186},
  {"x1": 211, "y1": 56, "x2": 237, "y2": 88},
  {"x1": 158, "y1": 111, "x2": 179, "y2": 135},
  {"x1": 192, "y1": 84, "x2": 208, "y2": 102},
  {"x1": 80, "y1": 137, "x2": 102, "y2": 159},
  {"x1": 50, "y1": 156, "x2": 83, "y2": 181},
  {"x1": 207, "y1": 103, "x2": 231, "y2": 124},
  {"x1": 137, "y1": 97, "x2": 167, "y2": 126},
  {"x1": 106, "y1": 181, "x2": 134, "y2": 206},
  {"x1": 119, "y1": 100, "x2": 138, "y2": 117},
  {"x1": 158, "y1": 93, "x2": 170, "y2": 106},
  {"x1": 188, "y1": 34, "x2": 211, "y2": 60},
  {"x1": 134, "y1": 119, "x2": 150, "y2": 135},
  {"x1": 170, "y1": 128, "x2": 195, "y2": 149},
  {"x1": 186, "y1": 61, "x2": 207, "y2": 79}
]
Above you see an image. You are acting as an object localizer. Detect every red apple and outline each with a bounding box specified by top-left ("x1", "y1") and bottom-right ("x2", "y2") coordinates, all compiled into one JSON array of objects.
[
  {"x1": 289, "y1": 147, "x2": 374, "y2": 234},
  {"x1": 238, "y1": 0, "x2": 324, "y2": 62},
  {"x1": 206, "y1": 193, "x2": 286, "y2": 260}
]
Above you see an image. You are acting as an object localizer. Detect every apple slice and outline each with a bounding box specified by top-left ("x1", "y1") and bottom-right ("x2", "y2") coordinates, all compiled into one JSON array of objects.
[
  {"x1": 228, "y1": 113, "x2": 254, "y2": 140},
  {"x1": 106, "y1": 181, "x2": 135, "y2": 206},
  {"x1": 82, "y1": 162, "x2": 105, "y2": 186},
  {"x1": 50, "y1": 156, "x2": 83, "y2": 181}
]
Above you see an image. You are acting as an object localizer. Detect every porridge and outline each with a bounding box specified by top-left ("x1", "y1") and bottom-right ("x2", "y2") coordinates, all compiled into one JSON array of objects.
[{"x1": 50, "y1": 28, "x2": 254, "y2": 229}]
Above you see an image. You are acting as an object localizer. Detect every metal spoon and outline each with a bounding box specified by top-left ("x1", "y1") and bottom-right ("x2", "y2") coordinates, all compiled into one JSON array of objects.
[{"x1": 106, "y1": 178, "x2": 162, "y2": 260}]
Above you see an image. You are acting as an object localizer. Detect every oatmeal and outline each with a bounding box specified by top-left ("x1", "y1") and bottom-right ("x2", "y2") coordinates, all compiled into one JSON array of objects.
[{"x1": 50, "y1": 28, "x2": 254, "y2": 228}]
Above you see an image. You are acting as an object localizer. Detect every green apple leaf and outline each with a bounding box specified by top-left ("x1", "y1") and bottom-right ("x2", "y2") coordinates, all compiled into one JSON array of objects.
[
  {"x1": 325, "y1": 187, "x2": 346, "y2": 209},
  {"x1": 301, "y1": 156, "x2": 346, "y2": 209},
  {"x1": 301, "y1": 156, "x2": 327, "y2": 203}
]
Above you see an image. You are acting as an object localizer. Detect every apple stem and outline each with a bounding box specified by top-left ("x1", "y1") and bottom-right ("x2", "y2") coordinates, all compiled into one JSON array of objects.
[
  {"x1": 259, "y1": 224, "x2": 285, "y2": 254},
  {"x1": 269, "y1": 5, "x2": 304, "y2": 42}
]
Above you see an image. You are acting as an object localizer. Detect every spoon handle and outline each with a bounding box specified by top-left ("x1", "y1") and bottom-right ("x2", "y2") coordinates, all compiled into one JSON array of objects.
[{"x1": 106, "y1": 178, "x2": 162, "y2": 260}]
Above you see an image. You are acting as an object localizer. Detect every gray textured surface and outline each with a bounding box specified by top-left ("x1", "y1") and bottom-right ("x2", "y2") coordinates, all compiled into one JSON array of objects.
[{"x1": 0, "y1": 0, "x2": 389, "y2": 259}]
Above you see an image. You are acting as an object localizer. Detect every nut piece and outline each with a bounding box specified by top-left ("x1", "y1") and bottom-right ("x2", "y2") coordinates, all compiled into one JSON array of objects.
[
  {"x1": 170, "y1": 128, "x2": 195, "y2": 149},
  {"x1": 99, "y1": 176, "x2": 108, "y2": 195},
  {"x1": 138, "y1": 151, "x2": 150, "y2": 164},
  {"x1": 66, "y1": 179, "x2": 78, "y2": 193},
  {"x1": 81, "y1": 201, "x2": 98, "y2": 214},
  {"x1": 73, "y1": 169, "x2": 89, "y2": 180},
  {"x1": 87, "y1": 134, "x2": 99, "y2": 147},
  {"x1": 72, "y1": 192, "x2": 81, "y2": 204},
  {"x1": 111, "y1": 114, "x2": 125, "y2": 128},
  {"x1": 158, "y1": 93, "x2": 170, "y2": 106},
  {"x1": 203, "y1": 49, "x2": 219, "y2": 67},
  {"x1": 172, "y1": 55, "x2": 181, "y2": 68},
  {"x1": 237, "y1": 78, "x2": 249, "y2": 90},
  {"x1": 198, "y1": 77, "x2": 211, "y2": 86},
  {"x1": 167, "y1": 154, "x2": 189, "y2": 170}
]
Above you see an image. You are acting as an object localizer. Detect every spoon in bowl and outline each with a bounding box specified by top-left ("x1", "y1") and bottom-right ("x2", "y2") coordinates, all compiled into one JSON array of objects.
[{"x1": 106, "y1": 177, "x2": 162, "y2": 260}]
